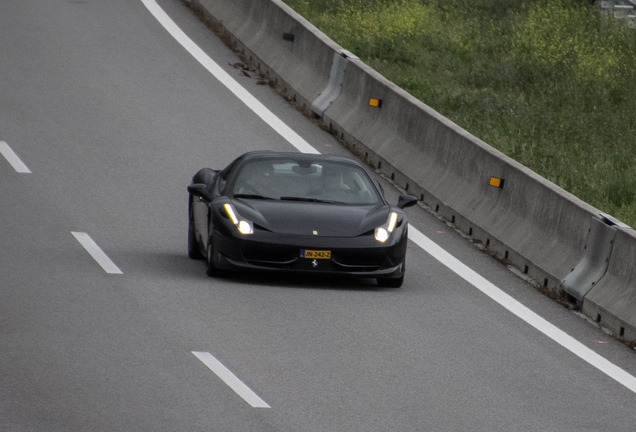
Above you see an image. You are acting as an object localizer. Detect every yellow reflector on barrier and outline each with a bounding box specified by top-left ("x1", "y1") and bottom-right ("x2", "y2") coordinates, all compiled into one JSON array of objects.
[
  {"x1": 369, "y1": 98, "x2": 382, "y2": 108},
  {"x1": 489, "y1": 177, "x2": 504, "y2": 188}
]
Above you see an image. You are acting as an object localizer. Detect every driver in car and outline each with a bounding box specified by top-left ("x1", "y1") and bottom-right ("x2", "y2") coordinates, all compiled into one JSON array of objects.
[{"x1": 309, "y1": 165, "x2": 354, "y2": 202}]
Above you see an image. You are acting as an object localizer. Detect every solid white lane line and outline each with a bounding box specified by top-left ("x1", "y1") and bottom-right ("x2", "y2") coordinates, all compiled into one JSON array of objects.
[
  {"x1": 408, "y1": 227, "x2": 636, "y2": 394},
  {"x1": 144, "y1": 1, "x2": 636, "y2": 395},
  {"x1": 192, "y1": 351, "x2": 270, "y2": 408},
  {"x1": 71, "y1": 232, "x2": 123, "y2": 274},
  {"x1": 140, "y1": 0, "x2": 319, "y2": 155},
  {"x1": 0, "y1": 141, "x2": 31, "y2": 173}
]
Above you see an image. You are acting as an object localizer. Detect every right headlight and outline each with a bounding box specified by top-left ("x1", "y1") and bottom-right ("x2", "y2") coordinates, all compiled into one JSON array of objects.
[{"x1": 374, "y1": 212, "x2": 398, "y2": 243}]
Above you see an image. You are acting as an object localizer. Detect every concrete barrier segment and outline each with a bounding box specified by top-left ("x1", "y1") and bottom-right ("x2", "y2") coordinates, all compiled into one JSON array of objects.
[
  {"x1": 562, "y1": 216, "x2": 617, "y2": 302},
  {"x1": 195, "y1": 0, "x2": 340, "y2": 110},
  {"x1": 583, "y1": 227, "x2": 636, "y2": 341}
]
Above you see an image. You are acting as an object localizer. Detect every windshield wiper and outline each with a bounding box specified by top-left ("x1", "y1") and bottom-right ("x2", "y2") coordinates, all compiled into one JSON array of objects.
[
  {"x1": 233, "y1": 194, "x2": 276, "y2": 200},
  {"x1": 280, "y1": 196, "x2": 345, "y2": 204}
]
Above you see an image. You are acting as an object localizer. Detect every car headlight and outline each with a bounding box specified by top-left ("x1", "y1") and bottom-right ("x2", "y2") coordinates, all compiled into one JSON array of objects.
[
  {"x1": 374, "y1": 212, "x2": 398, "y2": 243},
  {"x1": 224, "y1": 204, "x2": 254, "y2": 235}
]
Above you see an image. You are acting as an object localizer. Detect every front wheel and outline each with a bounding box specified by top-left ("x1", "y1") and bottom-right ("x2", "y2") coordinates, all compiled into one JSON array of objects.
[
  {"x1": 206, "y1": 240, "x2": 224, "y2": 277},
  {"x1": 188, "y1": 210, "x2": 203, "y2": 259}
]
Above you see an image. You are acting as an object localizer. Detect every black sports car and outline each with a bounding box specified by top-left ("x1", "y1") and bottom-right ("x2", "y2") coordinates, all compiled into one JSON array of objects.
[{"x1": 187, "y1": 151, "x2": 417, "y2": 287}]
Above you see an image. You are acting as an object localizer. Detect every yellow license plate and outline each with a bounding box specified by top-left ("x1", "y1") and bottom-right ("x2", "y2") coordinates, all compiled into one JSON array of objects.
[{"x1": 301, "y1": 250, "x2": 331, "y2": 259}]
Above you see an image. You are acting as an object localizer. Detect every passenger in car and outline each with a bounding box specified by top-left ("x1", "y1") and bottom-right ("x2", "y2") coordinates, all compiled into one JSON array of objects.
[{"x1": 235, "y1": 164, "x2": 276, "y2": 197}]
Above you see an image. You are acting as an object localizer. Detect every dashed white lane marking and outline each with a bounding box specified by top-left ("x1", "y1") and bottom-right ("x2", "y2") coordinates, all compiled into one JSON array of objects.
[
  {"x1": 0, "y1": 141, "x2": 31, "y2": 173},
  {"x1": 192, "y1": 351, "x2": 270, "y2": 408},
  {"x1": 71, "y1": 232, "x2": 123, "y2": 274},
  {"x1": 144, "y1": 0, "x2": 636, "y2": 395},
  {"x1": 140, "y1": 0, "x2": 318, "y2": 155}
]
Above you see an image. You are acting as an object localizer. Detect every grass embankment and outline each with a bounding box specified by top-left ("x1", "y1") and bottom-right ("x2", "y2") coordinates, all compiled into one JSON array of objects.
[{"x1": 283, "y1": 0, "x2": 636, "y2": 227}]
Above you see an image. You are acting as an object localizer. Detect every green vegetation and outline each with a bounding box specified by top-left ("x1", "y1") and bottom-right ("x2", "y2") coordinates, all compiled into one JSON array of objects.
[{"x1": 283, "y1": 0, "x2": 636, "y2": 227}]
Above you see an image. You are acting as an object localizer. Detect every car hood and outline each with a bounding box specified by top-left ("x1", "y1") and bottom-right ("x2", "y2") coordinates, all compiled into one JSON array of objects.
[{"x1": 233, "y1": 199, "x2": 389, "y2": 237}]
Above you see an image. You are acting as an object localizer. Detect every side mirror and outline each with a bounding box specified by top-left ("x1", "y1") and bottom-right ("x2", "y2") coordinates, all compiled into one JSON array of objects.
[
  {"x1": 397, "y1": 195, "x2": 418, "y2": 209},
  {"x1": 192, "y1": 167, "x2": 219, "y2": 185},
  {"x1": 187, "y1": 183, "x2": 212, "y2": 202}
]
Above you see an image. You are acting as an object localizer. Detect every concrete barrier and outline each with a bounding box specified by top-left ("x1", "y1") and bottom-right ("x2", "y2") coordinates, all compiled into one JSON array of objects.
[
  {"x1": 195, "y1": 0, "x2": 340, "y2": 111},
  {"x1": 191, "y1": 0, "x2": 636, "y2": 342}
]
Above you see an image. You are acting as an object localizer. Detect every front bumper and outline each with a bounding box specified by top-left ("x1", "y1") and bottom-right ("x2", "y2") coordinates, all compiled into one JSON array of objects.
[{"x1": 211, "y1": 227, "x2": 407, "y2": 278}]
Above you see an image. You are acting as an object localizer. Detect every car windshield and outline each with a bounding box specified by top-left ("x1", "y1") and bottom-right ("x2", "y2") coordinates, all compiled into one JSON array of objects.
[{"x1": 231, "y1": 159, "x2": 381, "y2": 205}]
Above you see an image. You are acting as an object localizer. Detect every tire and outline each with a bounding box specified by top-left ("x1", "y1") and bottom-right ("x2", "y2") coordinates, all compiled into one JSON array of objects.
[
  {"x1": 188, "y1": 206, "x2": 203, "y2": 259},
  {"x1": 206, "y1": 239, "x2": 223, "y2": 277},
  {"x1": 377, "y1": 274, "x2": 404, "y2": 288}
]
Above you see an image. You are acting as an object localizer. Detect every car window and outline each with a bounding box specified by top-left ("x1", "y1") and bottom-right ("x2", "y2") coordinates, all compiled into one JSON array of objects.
[{"x1": 231, "y1": 159, "x2": 380, "y2": 204}]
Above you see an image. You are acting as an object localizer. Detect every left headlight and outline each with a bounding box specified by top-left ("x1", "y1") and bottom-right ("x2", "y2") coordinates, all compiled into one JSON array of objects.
[
  {"x1": 374, "y1": 212, "x2": 398, "y2": 243},
  {"x1": 224, "y1": 203, "x2": 254, "y2": 235}
]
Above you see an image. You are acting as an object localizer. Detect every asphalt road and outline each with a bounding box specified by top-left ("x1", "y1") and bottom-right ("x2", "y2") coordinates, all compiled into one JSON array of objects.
[{"x1": 1, "y1": 0, "x2": 635, "y2": 431}]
